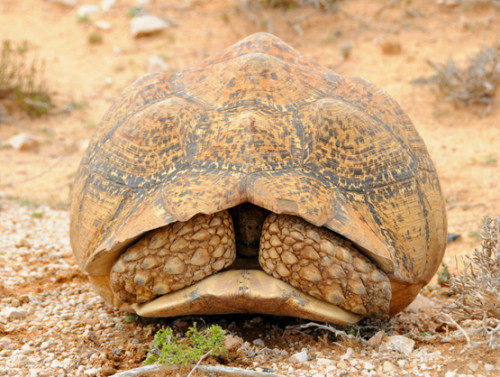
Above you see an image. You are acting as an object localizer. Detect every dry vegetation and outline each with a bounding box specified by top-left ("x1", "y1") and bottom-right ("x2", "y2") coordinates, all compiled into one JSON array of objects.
[
  {"x1": 428, "y1": 45, "x2": 500, "y2": 111},
  {"x1": 445, "y1": 216, "x2": 500, "y2": 348},
  {"x1": 0, "y1": 40, "x2": 52, "y2": 117}
]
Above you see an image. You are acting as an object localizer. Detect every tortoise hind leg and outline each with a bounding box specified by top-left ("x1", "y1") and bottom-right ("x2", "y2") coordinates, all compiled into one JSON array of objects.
[
  {"x1": 259, "y1": 213, "x2": 392, "y2": 317},
  {"x1": 110, "y1": 211, "x2": 236, "y2": 304}
]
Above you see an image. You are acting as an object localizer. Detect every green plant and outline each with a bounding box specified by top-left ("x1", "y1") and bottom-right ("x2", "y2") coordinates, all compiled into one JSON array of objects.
[
  {"x1": 471, "y1": 154, "x2": 497, "y2": 166},
  {"x1": 261, "y1": 0, "x2": 339, "y2": 10},
  {"x1": 77, "y1": 14, "x2": 91, "y2": 23},
  {"x1": 0, "y1": 40, "x2": 52, "y2": 117},
  {"x1": 143, "y1": 323, "x2": 227, "y2": 366},
  {"x1": 128, "y1": 6, "x2": 144, "y2": 17},
  {"x1": 469, "y1": 230, "x2": 482, "y2": 242},
  {"x1": 31, "y1": 210, "x2": 44, "y2": 218},
  {"x1": 71, "y1": 101, "x2": 87, "y2": 110},
  {"x1": 88, "y1": 33, "x2": 103, "y2": 44},
  {"x1": 7, "y1": 196, "x2": 40, "y2": 207},
  {"x1": 437, "y1": 263, "x2": 451, "y2": 287},
  {"x1": 123, "y1": 313, "x2": 140, "y2": 324},
  {"x1": 428, "y1": 46, "x2": 500, "y2": 109}
]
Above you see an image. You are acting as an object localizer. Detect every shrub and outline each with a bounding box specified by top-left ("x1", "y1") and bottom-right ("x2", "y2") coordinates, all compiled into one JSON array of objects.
[
  {"x1": 428, "y1": 46, "x2": 500, "y2": 109},
  {"x1": 143, "y1": 323, "x2": 227, "y2": 366},
  {"x1": 0, "y1": 40, "x2": 52, "y2": 117},
  {"x1": 446, "y1": 216, "x2": 499, "y2": 348}
]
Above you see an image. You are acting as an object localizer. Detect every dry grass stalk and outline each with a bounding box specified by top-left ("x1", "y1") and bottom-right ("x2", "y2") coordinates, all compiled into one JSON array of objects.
[
  {"x1": 446, "y1": 216, "x2": 499, "y2": 348},
  {"x1": 0, "y1": 40, "x2": 52, "y2": 117}
]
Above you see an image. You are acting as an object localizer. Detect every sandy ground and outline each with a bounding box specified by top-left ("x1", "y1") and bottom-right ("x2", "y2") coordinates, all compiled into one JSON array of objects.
[{"x1": 0, "y1": 0, "x2": 499, "y2": 376}]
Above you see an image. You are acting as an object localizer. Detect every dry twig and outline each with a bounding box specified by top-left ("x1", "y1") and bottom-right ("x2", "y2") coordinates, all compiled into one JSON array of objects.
[
  {"x1": 289, "y1": 322, "x2": 370, "y2": 345},
  {"x1": 110, "y1": 364, "x2": 284, "y2": 377}
]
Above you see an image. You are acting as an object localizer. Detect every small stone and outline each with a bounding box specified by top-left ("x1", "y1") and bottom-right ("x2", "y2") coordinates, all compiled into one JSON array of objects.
[
  {"x1": 380, "y1": 39, "x2": 402, "y2": 55},
  {"x1": 101, "y1": 366, "x2": 116, "y2": 376},
  {"x1": 101, "y1": 0, "x2": 116, "y2": 12},
  {"x1": 467, "y1": 363, "x2": 478, "y2": 372},
  {"x1": 379, "y1": 335, "x2": 415, "y2": 355},
  {"x1": 84, "y1": 367, "x2": 101, "y2": 376},
  {"x1": 383, "y1": 361, "x2": 397, "y2": 373},
  {"x1": 16, "y1": 238, "x2": 31, "y2": 248},
  {"x1": 407, "y1": 293, "x2": 433, "y2": 312},
  {"x1": 224, "y1": 334, "x2": 243, "y2": 352},
  {"x1": 7, "y1": 133, "x2": 39, "y2": 151},
  {"x1": 363, "y1": 361, "x2": 375, "y2": 370},
  {"x1": 340, "y1": 347, "x2": 354, "y2": 360},
  {"x1": 252, "y1": 338, "x2": 265, "y2": 347},
  {"x1": 316, "y1": 358, "x2": 334, "y2": 366},
  {"x1": 367, "y1": 330, "x2": 384, "y2": 347},
  {"x1": 48, "y1": 0, "x2": 78, "y2": 7},
  {"x1": 339, "y1": 43, "x2": 353, "y2": 60},
  {"x1": 95, "y1": 21, "x2": 112, "y2": 30},
  {"x1": 77, "y1": 5, "x2": 99, "y2": 18},
  {"x1": 148, "y1": 55, "x2": 169, "y2": 73},
  {"x1": 289, "y1": 350, "x2": 309, "y2": 363},
  {"x1": 1, "y1": 307, "x2": 28, "y2": 320},
  {"x1": 130, "y1": 15, "x2": 172, "y2": 38}
]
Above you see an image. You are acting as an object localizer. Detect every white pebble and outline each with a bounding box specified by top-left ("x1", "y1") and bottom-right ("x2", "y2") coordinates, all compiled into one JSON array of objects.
[
  {"x1": 379, "y1": 335, "x2": 415, "y2": 355},
  {"x1": 252, "y1": 338, "x2": 265, "y2": 347},
  {"x1": 101, "y1": 0, "x2": 115, "y2": 12},
  {"x1": 77, "y1": 5, "x2": 99, "y2": 17},
  {"x1": 289, "y1": 350, "x2": 309, "y2": 363},
  {"x1": 130, "y1": 15, "x2": 171, "y2": 38},
  {"x1": 7, "y1": 133, "x2": 39, "y2": 151}
]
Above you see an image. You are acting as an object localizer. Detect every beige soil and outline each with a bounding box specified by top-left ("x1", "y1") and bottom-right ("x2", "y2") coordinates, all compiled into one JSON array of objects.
[{"x1": 0, "y1": 0, "x2": 499, "y2": 376}]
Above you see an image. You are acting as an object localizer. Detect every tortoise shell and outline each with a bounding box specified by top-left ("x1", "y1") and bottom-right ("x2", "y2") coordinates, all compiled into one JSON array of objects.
[{"x1": 70, "y1": 33, "x2": 446, "y2": 323}]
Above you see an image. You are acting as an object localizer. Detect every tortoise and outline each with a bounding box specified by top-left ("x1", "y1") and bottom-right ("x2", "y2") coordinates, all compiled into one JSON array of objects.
[{"x1": 70, "y1": 33, "x2": 447, "y2": 325}]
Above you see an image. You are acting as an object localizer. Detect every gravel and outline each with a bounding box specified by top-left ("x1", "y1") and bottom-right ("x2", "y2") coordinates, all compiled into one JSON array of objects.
[{"x1": 0, "y1": 197, "x2": 151, "y2": 376}]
